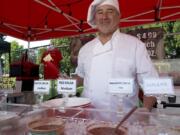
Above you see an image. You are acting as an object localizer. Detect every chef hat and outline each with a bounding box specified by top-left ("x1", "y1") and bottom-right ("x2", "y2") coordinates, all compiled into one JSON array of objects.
[{"x1": 87, "y1": 0, "x2": 120, "y2": 28}]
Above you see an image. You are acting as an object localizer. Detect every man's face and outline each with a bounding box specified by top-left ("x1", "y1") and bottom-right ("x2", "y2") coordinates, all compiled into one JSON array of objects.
[{"x1": 94, "y1": 5, "x2": 120, "y2": 35}]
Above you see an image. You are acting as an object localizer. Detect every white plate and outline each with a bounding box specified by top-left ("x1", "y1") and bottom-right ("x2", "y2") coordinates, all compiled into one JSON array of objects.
[{"x1": 41, "y1": 97, "x2": 91, "y2": 108}]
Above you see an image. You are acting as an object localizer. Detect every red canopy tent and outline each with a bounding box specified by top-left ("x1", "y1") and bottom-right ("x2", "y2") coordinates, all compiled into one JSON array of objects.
[{"x1": 0, "y1": 0, "x2": 179, "y2": 41}]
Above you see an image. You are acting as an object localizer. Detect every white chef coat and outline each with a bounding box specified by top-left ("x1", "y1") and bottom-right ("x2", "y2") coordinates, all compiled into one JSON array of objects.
[
  {"x1": 89, "y1": 39, "x2": 113, "y2": 110},
  {"x1": 76, "y1": 29, "x2": 158, "y2": 113}
]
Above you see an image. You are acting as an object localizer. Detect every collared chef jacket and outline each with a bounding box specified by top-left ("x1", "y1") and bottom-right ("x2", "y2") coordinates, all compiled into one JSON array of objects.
[{"x1": 76, "y1": 30, "x2": 158, "y2": 112}]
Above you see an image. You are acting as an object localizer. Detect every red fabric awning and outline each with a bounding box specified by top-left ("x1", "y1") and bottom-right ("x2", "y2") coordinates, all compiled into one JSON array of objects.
[{"x1": 0, "y1": 0, "x2": 179, "y2": 41}]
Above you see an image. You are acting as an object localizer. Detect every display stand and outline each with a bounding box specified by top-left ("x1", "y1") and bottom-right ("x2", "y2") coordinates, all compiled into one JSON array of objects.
[
  {"x1": 108, "y1": 78, "x2": 134, "y2": 112},
  {"x1": 33, "y1": 80, "x2": 50, "y2": 104},
  {"x1": 57, "y1": 79, "x2": 77, "y2": 110}
]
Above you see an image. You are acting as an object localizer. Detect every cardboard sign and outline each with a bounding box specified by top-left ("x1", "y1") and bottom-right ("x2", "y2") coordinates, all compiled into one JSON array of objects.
[
  {"x1": 108, "y1": 78, "x2": 134, "y2": 94},
  {"x1": 143, "y1": 78, "x2": 174, "y2": 95},
  {"x1": 57, "y1": 79, "x2": 76, "y2": 93},
  {"x1": 34, "y1": 80, "x2": 50, "y2": 94}
]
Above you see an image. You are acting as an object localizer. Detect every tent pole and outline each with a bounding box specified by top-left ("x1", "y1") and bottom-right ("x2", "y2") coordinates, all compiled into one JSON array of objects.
[
  {"x1": 28, "y1": 41, "x2": 30, "y2": 49},
  {"x1": 27, "y1": 39, "x2": 30, "y2": 58}
]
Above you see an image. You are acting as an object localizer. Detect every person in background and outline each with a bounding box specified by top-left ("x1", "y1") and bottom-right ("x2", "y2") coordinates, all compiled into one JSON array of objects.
[{"x1": 74, "y1": 0, "x2": 158, "y2": 113}]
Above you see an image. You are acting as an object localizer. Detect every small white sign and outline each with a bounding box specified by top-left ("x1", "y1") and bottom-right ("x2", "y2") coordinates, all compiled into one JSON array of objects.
[
  {"x1": 57, "y1": 79, "x2": 76, "y2": 93},
  {"x1": 108, "y1": 78, "x2": 134, "y2": 94},
  {"x1": 143, "y1": 78, "x2": 174, "y2": 95},
  {"x1": 34, "y1": 80, "x2": 50, "y2": 94}
]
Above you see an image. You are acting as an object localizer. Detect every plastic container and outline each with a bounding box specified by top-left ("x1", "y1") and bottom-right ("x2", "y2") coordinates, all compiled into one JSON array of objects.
[
  {"x1": 86, "y1": 122, "x2": 127, "y2": 135},
  {"x1": 28, "y1": 117, "x2": 65, "y2": 135}
]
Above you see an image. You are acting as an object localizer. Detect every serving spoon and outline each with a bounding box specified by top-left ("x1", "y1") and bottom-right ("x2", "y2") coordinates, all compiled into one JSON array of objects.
[{"x1": 114, "y1": 106, "x2": 138, "y2": 134}]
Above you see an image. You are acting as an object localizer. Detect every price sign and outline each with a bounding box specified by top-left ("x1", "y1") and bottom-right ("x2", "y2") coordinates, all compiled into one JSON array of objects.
[
  {"x1": 143, "y1": 78, "x2": 174, "y2": 95},
  {"x1": 34, "y1": 80, "x2": 50, "y2": 94},
  {"x1": 57, "y1": 79, "x2": 76, "y2": 93},
  {"x1": 127, "y1": 27, "x2": 164, "y2": 59},
  {"x1": 108, "y1": 78, "x2": 134, "y2": 94}
]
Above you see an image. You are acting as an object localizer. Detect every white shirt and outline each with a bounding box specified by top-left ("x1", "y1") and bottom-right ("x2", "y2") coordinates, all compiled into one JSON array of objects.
[{"x1": 76, "y1": 30, "x2": 158, "y2": 112}]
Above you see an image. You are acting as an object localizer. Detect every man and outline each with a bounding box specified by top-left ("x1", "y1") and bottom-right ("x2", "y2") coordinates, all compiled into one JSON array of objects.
[{"x1": 75, "y1": 0, "x2": 158, "y2": 112}]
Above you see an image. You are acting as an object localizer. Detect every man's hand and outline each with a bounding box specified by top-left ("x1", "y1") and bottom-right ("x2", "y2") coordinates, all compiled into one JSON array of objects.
[{"x1": 143, "y1": 95, "x2": 157, "y2": 111}]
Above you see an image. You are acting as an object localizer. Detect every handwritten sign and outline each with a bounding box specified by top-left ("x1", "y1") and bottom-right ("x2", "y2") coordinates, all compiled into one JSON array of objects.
[
  {"x1": 108, "y1": 78, "x2": 134, "y2": 94},
  {"x1": 57, "y1": 79, "x2": 76, "y2": 93},
  {"x1": 128, "y1": 27, "x2": 164, "y2": 59},
  {"x1": 34, "y1": 80, "x2": 50, "y2": 94},
  {"x1": 143, "y1": 78, "x2": 174, "y2": 95}
]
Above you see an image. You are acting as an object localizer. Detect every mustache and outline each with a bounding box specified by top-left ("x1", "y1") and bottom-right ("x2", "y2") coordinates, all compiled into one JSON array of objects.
[{"x1": 100, "y1": 19, "x2": 111, "y2": 24}]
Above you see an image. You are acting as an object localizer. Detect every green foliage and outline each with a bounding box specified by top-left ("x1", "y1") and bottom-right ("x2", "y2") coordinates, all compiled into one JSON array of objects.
[
  {"x1": 60, "y1": 46, "x2": 72, "y2": 75},
  {"x1": 6, "y1": 41, "x2": 23, "y2": 74},
  {"x1": 1, "y1": 40, "x2": 24, "y2": 75},
  {"x1": 162, "y1": 21, "x2": 180, "y2": 58},
  {"x1": 3, "y1": 53, "x2": 9, "y2": 74},
  {"x1": 51, "y1": 38, "x2": 70, "y2": 46},
  {"x1": 10, "y1": 41, "x2": 24, "y2": 62}
]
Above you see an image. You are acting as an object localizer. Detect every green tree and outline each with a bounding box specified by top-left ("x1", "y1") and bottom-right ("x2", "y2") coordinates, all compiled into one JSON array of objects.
[
  {"x1": 10, "y1": 41, "x2": 24, "y2": 62},
  {"x1": 162, "y1": 21, "x2": 180, "y2": 58},
  {"x1": 0, "y1": 35, "x2": 24, "y2": 75},
  {"x1": 3, "y1": 41, "x2": 24, "y2": 75}
]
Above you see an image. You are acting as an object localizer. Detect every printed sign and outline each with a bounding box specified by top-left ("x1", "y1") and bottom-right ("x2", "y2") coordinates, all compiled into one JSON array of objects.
[
  {"x1": 143, "y1": 78, "x2": 174, "y2": 95},
  {"x1": 108, "y1": 78, "x2": 134, "y2": 94},
  {"x1": 57, "y1": 79, "x2": 76, "y2": 93},
  {"x1": 34, "y1": 80, "x2": 50, "y2": 94}
]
